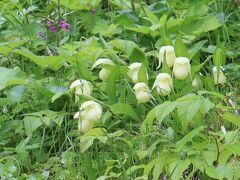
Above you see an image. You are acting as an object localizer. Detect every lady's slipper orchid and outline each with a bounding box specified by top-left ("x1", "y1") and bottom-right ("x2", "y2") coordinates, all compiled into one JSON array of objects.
[
  {"x1": 173, "y1": 57, "x2": 191, "y2": 80},
  {"x1": 158, "y1": 46, "x2": 176, "y2": 68},
  {"x1": 92, "y1": 58, "x2": 114, "y2": 81},
  {"x1": 79, "y1": 101, "x2": 102, "y2": 122},
  {"x1": 192, "y1": 78, "x2": 203, "y2": 89},
  {"x1": 128, "y1": 62, "x2": 148, "y2": 83},
  {"x1": 74, "y1": 112, "x2": 96, "y2": 133},
  {"x1": 133, "y1": 82, "x2": 151, "y2": 103},
  {"x1": 153, "y1": 73, "x2": 173, "y2": 96},
  {"x1": 212, "y1": 66, "x2": 226, "y2": 85},
  {"x1": 70, "y1": 79, "x2": 92, "y2": 96}
]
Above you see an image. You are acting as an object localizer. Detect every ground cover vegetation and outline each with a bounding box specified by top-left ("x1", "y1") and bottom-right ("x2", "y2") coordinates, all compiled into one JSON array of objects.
[{"x1": 0, "y1": 0, "x2": 240, "y2": 179}]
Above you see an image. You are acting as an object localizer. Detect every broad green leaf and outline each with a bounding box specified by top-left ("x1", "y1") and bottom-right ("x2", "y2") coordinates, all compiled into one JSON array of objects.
[
  {"x1": 155, "y1": 101, "x2": 177, "y2": 124},
  {"x1": 107, "y1": 66, "x2": 120, "y2": 103},
  {"x1": 126, "y1": 165, "x2": 145, "y2": 175},
  {"x1": 52, "y1": 0, "x2": 101, "y2": 10},
  {"x1": 189, "y1": 40, "x2": 208, "y2": 59},
  {"x1": 176, "y1": 126, "x2": 205, "y2": 150},
  {"x1": 110, "y1": 39, "x2": 137, "y2": 56},
  {"x1": 0, "y1": 67, "x2": 26, "y2": 91},
  {"x1": 15, "y1": 48, "x2": 65, "y2": 70},
  {"x1": 110, "y1": 103, "x2": 138, "y2": 121},
  {"x1": 76, "y1": 59, "x2": 93, "y2": 81},
  {"x1": 174, "y1": 34, "x2": 188, "y2": 57},
  {"x1": 138, "y1": 64, "x2": 148, "y2": 84},
  {"x1": 143, "y1": 101, "x2": 176, "y2": 127},
  {"x1": 181, "y1": 15, "x2": 222, "y2": 35},
  {"x1": 0, "y1": 41, "x2": 25, "y2": 56},
  {"x1": 171, "y1": 159, "x2": 190, "y2": 180},
  {"x1": 129, "y1": 47, "x2": 148, "y2": 66},
  {"x1": 223, "y1": 112, "x2": 240, "y2": 127},
  {"x1": 23, "y1": 116, "x2": 43, "y2": 136},
  {"x1": 80, "y1": 136, "x2": 95, "y2": 153},
  {"x1": 206, "y1": 165, "x2": 221, "y2": 179},
  {"x1": 176, "y1": 94, "x2": 214, "y2": 121},
  {"x1": 213, "y1": 46, "x2": 226, "y2": 67}
]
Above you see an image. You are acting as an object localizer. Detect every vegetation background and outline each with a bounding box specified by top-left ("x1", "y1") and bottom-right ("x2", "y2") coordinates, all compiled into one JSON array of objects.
[{"x1": 0, "y1": 0, "x2": 240, "y2": 179}]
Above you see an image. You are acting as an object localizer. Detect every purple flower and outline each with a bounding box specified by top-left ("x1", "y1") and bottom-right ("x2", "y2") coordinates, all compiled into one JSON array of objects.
[
  {"x1": 92, "y1": 8, "x2": 96, "y2": 14},
  {"x1": 63, "y1": 23, "x2": 70, "y2": 31},
  {"x1": 50, "y1": 26, "x2": 57, "y2": 32},
  {"x1": 58, "y1": 20, "x2": 70, "y2": 31},
  {"x1": 37, "y1": 31, "x2": 45, "y2": 39},
  {"x1": 58, "y1": 20, "x2": 66, "y2": 27},
  {"x1": 47, "y1": 21, "x2": 53, "y2": 27}
]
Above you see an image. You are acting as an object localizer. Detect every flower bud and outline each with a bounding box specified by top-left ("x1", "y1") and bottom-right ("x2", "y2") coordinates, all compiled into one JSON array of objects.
[
  {"x1": 153, "y1": 73, "x2": 173, "y2": 96},
  {"x1": 212, "y1": 66, "x2": 226, "y2": 85},
  {"x1": 128, "y1": 62, "x2": 148, "y2": 83},
  {"x1": 70, "y1": 79, "x2": 92, "y2": 96},
  {"x1": 133, "y1": 82, "x2": 151, "y2": 103},
  {"x1": 80, "y1": 101, "x2": 102, "y2": 122},
  {"x1": 192, "y1": 78, "x2": 203, "y2": 89},
  {"x1": 173, "y1": 57, "x2": 191, "y2": 80},
  {"x1": 74, "y1": 112, "x2": 95, "y2": 133},
  {"x1": 158, "y1": 46, "x2": 176, "y2": 68},
  {"x1": 92, "y1": 58, "x2": 114, "y2": 81}
]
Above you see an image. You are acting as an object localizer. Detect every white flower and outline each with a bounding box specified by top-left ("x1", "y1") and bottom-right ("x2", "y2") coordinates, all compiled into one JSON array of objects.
[
  {"x1": 133, "y1": 82, "x2": 151, "y2": 103},
  {"x1": 92, "y1": 58, "x2": 115, "y2": 81},
  {"x1": 173, "y1": 57, "x2": 191, "y2": 80},
  {"x1": 153, "y1": 73, "x2": 173, "y2": 96},
  {"x1": 221, "y1": 126, "x2": 227, "y2": 135},
  {"x1": 74, "y1": 112, "x2": 96, "y2": 133},
  {"x1": 70, "y1": 79, "x2": 92, "y2": 96},
  {"x1": 80, "y1": 101, "x2": 102, "y2": 122},
  {"x1": 158, "y1": 46, "x2": 176, "y2": 68},
  {"x1": 192, "y1": 78, "x2": 203, "y2": 88},
  {"x1": 212, "y1": 66, "x2": 226, "y2": 85},
  {"x1": 128, "y1": 62, "x2": 148, "y2": 83}
]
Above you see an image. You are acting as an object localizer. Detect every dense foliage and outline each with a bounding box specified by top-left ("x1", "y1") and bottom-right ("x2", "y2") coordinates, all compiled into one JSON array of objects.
[{"x1": 0, "y1": 0, "x2": 240, "y2": 179}]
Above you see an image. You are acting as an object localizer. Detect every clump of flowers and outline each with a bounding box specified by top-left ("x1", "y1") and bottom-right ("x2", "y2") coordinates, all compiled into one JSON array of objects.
[{"x1": 46, "y1": 19, "x2": 70, "y2": 32}]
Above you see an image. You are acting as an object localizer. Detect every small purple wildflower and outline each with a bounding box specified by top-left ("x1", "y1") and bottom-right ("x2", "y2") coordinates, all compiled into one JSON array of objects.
[
  {"x1": 37, "y1": 31, "x2": 45, "y2": 39},
  {"x1": 63, "y1": 23, "x2": 70, "y2": 31},
  {"x1": 47, "y1": 21, "x2": 53, "y2": 27},
  {"x1": 50, "y1": 26, "x2": 57, "y2": 32},
  {"x1": 92, "y1": 8, "x2": 96, "y2": 13},
  {"x1": 58, "y1": 20, "x2": 65, "y2": 27},
  {"x1": 58, "y1": 20, "x2": 70, "y2": 31}
]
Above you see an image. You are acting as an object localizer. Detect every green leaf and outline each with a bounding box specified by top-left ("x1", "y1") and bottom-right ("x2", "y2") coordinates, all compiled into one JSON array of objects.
[
  {"x1": 80, "y1": 136, "x2": 95, "y2": 153},
  {"x1": 0, "y1": 67, "x2": 26, "y2": 91},
  {"x1": 23, "y1": 116, "x2": 43, "y2": 136},
  {"x1": 181, "y1": 15, "x2": 222, "y2": 35},
  {"x1": 206, "y1": 165, "x2": 221, "y2": 179},
  {"x1": 176, "y1": 94, "x2": 214, "y2": 121},
  {"x1": 155, "y1": 101, "x2": 177, "y2": 124},
  {"x1": 0, "y1": 41, "x2": 25, "y2": 56},
  {"x1": 107, "y1": 66, "x2": 120, "y2": 103},
  {"x1": 171, "y1": 159, "x2": 190, "y2": 180},
  {"x1": 223, "y1": 112, "x2": 240, "y2": 127},
  {"x1": 174, "y1": 34, "x2": 188, "y2": 57},
  {"x1": 176, "y1": 126, "x2": 205, "y2": 150},
  {"x1": 189, "y1": 40, "x2": 208, "y2": 59},
  {"x1": 76, "y1": 59, "x2": 93, "y2": 81},
  {"x1": 15, "y1": 48, "x2": 65, "y2": 70},
  {"x1": 126, "y1": 165, "x2": 145, "y2": 175},
  {"x1": 129, "y1": 47, "x2": 148, "y2": 66},
  {"x1": 143, "y1": 101, "x2": 176, "y2": 127},
  {"x1": 110, "y1": 103, "x2": 138, "y2": 121},
  {"x1": 138, "y1": 64, "x2": 148, "y2": 84},
  {"x1": 213, "y1": 46, "x2": 226, "y2": 67}
]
